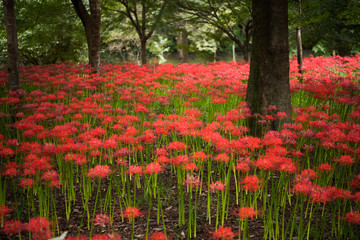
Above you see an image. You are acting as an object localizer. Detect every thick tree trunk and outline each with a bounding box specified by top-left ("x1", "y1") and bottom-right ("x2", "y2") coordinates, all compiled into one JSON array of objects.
[
  {"x1": 140, "y1": 38, "x2": 147, "y2": 65},
  {"x1": 177, "y1": 25, "x2": 189, "y2": 63},
  {"x1": 296, "y1": 0, "x2": 303, "y2": 73},
  {"x1": 89, "y1": 0, "x2": 101, "y2": 74},
  {"x1": 232, "y1": 41, "x2": 236, "y2": 62},
  {"x1": 3, "y1": 0, "x2": 20, "y2": 91},
  {"x1": 71, "y1": 0, "x2": 101, "y2": 74},
  {"x1": 246, "y1": 0, "x2": 291, "y2": 135}
]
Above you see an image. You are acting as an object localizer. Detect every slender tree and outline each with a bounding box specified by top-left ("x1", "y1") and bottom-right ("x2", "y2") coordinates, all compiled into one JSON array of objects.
[
  {"x1": 71, "y1": 0, "x2": 101, "y2": 73},
  {"x1": 246, "y1": 0, "x2": 291, "y2": 135},
  {"x1": 107, "y1": 0, "x2": 168, "y2": 65},
  {"x1": 296, "y1": 0, "x2": 303, "y2": 73},
  {"x1": 3, "y1": 0, "x2": 20, "y2": 91},
  {"x1": 177, "y1": 0, "x2": 252, "y2": 62}
]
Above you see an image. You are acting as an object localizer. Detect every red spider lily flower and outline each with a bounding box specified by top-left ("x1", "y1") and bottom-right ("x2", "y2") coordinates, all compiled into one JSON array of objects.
[
  {"x1": 107, "y1": 233, "x2": 122, "y2": 240},
  {"x1": 210, "y1": 181, "x2": 226, "y2": 192},
  {"x1": 128, "y1": 165, "x2": 143, "y2": 176},
  {"x1": 90, "y1": 234, "x2": 109, "y2": 240},
  {"x1": 192, "y1": 151, "x2": 208, "y2": 161},
  {"x1": 168, "y1": 141, "x2": 187, "y2": 151},
  {"x1": 185, "y1": 175, "x2": 201, "y2": 187},
  {"x1": 42, "y1": 170, "x2": 59, "y2": 182},
  {"x1": 0, "y1": 147, "x2": 15, "y2": 157},
  {"x1": 3, "y1": 161, "x2": 19, "y2": 178},
  {"x1": 300, "y1": 169, "x2": 317, "y2": 180},
  {"x1": 156, "y1": 156, "x2": 169, "y2": 165},
  {"x1": 88, "y1": 165, "x2": 112, "y2": 179},
  {"x1": 344, "y1": 211, "x2": 360, "y2": 224},
  {"x1": 350, "y1": 174, "x2": 360, "y2": 189},
  {"x1": 0, "y1": 205, "x2": 11, "y2": 218},
  {"x1": 215, "y1": 153, "x2": 229, "y2": 163},
  {"x1": 28, "y1": 217, "x2": 52, "y2": 240},
  {"x1": 155, "y1": 148, "x2": 168, "y2": 156},
  {"x1": 183, "y1": 162, "x2": 199, "y2": 172},
  {"x1": 212, "y1": 226, "x2": 236, "y2": 240},
  {"x1": 65, "y1": 235, "x2": 88, "y2": 240},
  {"x1": 336, "y1": 155, "x2": 354, "y2": 165},
  {"x1": 170, "y1": 155, "x2": 190, "y2": 166},
  {"x1": 145, "y1": 162, "x2": 163, "y2": 174},
  {"x1": 94, "y1": 213, "x2": 110, "y2": 227},
  {"x1": 235, "y1": 162, "x2": 250, "y2": 173},
  {"x1": 3, "y1": 220, "x2": 23, "y2": 235},
  {"x1": 20, "y1": 178, "x2": 34, "y2": 188},
  {"x1": 234, "y1": 207, "x2": 259, "y2": 220},
  {"x1": 276, "y1": 112, "x2": 287, "y2": 119},
  {"x1": 242, "y1": 175, "x2": 260, "y2": 191},
  {"x1": 123, "y1": 207, "x2": 144, "y2": 221},
  {"x1": 150, "y1": 231, "x2": 168, "y2": 240},
  {"x1": 318, "y1": 163, "x2": 332, "y2": 173}
]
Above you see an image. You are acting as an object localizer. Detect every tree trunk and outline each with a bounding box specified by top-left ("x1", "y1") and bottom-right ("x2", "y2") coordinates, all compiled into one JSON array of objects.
[
  {"x1": 140, "y1": 38, "x2": 147, "y2": 65},
  {"x1": 232, "y1": 41, "x2": 236, "y2": 62},
  {"x1": 177, "y1": 24, "x2": 189, "y2": 63},
  {"x1": 89, "y1": 0, "x2": 101, "y2": 74},
  {"x1": 296, "y1": 0, "x2": 303, "y2": 74},
  {"x1": 71, "y1": 0, "x2": 101, "y2": 74},
  {"x1": 246, "y1": 0, "x2": 291, "y2": 135},
  {"x1": 3, "y1": 0, "x2": 20, "y2": 91}
]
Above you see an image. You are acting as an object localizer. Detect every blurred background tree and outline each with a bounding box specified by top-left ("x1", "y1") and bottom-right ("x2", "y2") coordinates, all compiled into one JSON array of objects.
[{"x1": 1, "y1": 0, "x2": 360, "y2": 66}]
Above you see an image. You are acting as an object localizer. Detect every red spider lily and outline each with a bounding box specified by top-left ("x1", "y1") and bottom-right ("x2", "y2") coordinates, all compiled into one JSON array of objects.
[
  {"x1": 168, "y1": 141, "x2": 187, "y2": 151},
  {"x1": 0, "y1": 147, "x2": 15, "y2": 157},
  {"x1": 150, "y1": 231, "x2": 168, "y2": 240},
  {"x1": 336, "y1": 155, "x2": 354, "y2": 165},
  {"x1": 350, "y1": 174, "x2": 360, "y2": 189},
  {"x1": 94, "y1": 213, "x2": 110, "y2": 227},
  {"x1": 155, "y1": 148, "x2": 168, "y2": 156},
  {"x1": 242, "y1": 175, "x2": 260, "y2": 191},
  {"x1": 234, "y1": 207, "x2": 259, "y2": 220},
  {"x1": 344, "y1": 211, "x2": 360, "y2": 224},
  {"x1": 215, "y1": 153, "x2": 229, "y2": 163},
  {"x1": 128, "y1": 165, "x2": 143, "y2": 176},
  {"x1": 3, "y1": 161, "x2": 19, "y2": 177},
  {"x1": 20, "y1": 178, "x2": 34, "y2": 188},
  {"x1": 210, "y1": 181, "x2": 226, "y2": 192},
  {"x1": 145, "y1": 162, "x2": 163, "y2": 174},
  {"x1": 156, "y1": 156, "x2": 169, "y2": 165},
  {"x1": 107, "y1": 233, "x2": 122, "y2": 240},
  {"x1": 65, "y1": 235, "x2": 88, "y2": 240},
  {"x1": 123, "y1": 207, "x2": 144, "y2": 221},
  {"x1": 318, "y1": 163, "x2": 332, "y2": 173},
  {"x1": 192, "y1": 151, "x2": 208, "y2": 161},
  {"x1": 294, "y1": 179, "x2": 313, "y2": 196},
  {"x1": 3, "y1": 220, "x2": 23, "y2": 235},
  {"x1": 185, "y1": 175, "x2": 201, "y2": 187},
  {"x1": 28, "y1": 217, "x2": 52, "y2": 240},
  {"x1": 0, "y1": 205, "x2": 11, "y2": 218},
  {"x1": 183, "y1": 162, "x2": 199, "y2": 172},
  {"x1": 211, "y1": 226, "x2": 236, "y2": 240},
  {"x1": 90, "y1": 234, "x2": 109, "y2": 240},
  {"x1": 235, "y1": 162, "x2": 250, "y2": 173},
  {"x1": 300, "y1": 169, "x2": 317, "y2": 180},
  {"x1": 88, "y1": 165, "x2": 112, "y2": 179},
  {"x1": 170, "y1": 155, "x2": 190, "y2": 166}
]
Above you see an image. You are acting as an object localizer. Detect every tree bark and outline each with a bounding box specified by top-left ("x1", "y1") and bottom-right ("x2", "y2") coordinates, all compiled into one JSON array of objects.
[
  {"x1": 71, "y1": 0, "x2": 101, "y2": 74},
  {"x1": 246, "y1": 0, "x2": 291, "y2": 135},
  {"x1": 177, "y1": 22, "x2": 189, "y2": 63},
  {"x1": 3, "y1": 0, "x2": 20, "y2": 91},
  {"x1": 232, "y1": 41, "x2": 236, "y2": 62},
  {"x1": 140, "y1": 38, "x2": 147, "y2": 65},
  {"x1": 296, "y1": 0, "x2": 303, "y2": 73}
]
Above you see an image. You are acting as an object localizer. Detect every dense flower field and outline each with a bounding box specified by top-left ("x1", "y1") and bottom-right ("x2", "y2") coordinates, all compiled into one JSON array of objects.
[{"x1": 0, "y1": 55, "x2": 359, "y2": 240}]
